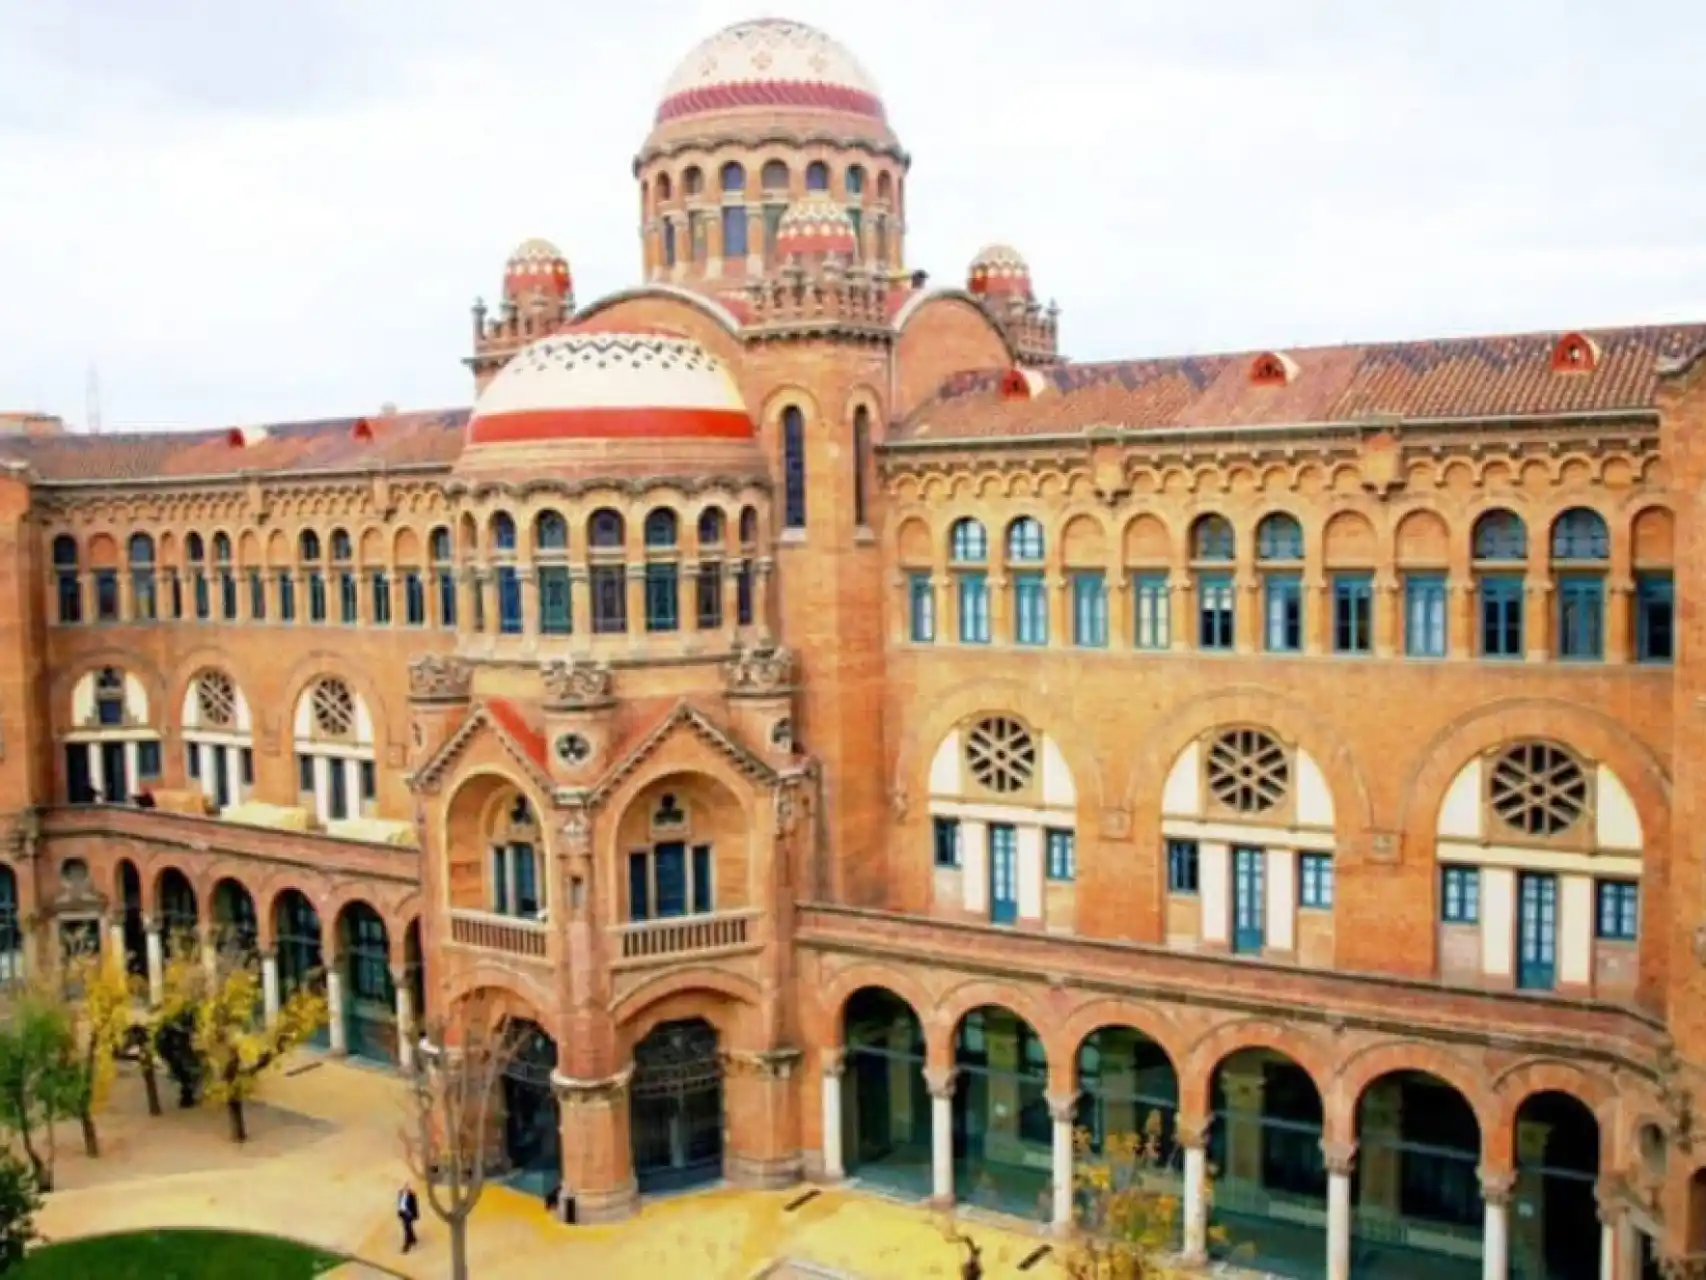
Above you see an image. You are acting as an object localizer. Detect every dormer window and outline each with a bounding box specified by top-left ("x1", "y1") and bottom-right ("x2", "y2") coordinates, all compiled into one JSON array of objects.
[
  {"x1": 1251, "y1": 352, "x2": 1298, "y2": 386},
  {"x1": 1000, "y1": 369, "x2": 1032, "y2": 400},
  {"x1": 1551, "y1": 332, "x2": 1600, "y2": 373}
]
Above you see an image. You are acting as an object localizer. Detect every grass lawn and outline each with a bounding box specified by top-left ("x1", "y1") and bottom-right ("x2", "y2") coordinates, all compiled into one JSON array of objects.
[{"x1": 20, "y1": 1228, "x2": 343, "y2": 1278}]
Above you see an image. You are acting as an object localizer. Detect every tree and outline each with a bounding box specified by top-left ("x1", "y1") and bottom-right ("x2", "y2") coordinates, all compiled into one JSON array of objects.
[
  {"x1": 0, "y1": 1149, "x2": 41, "y2": 1270},
  {"x1": 0, "y1": 990, "x2": 75, "y2": 1192},
  {"x1": 1059, "y1": 1114, "x2": 1228, "y2": 1280},
  {"x1": 191, "y1": 958, "x2": 326, "y2": 1142},
  {"x1": 54, "y1": 949, "x2": 131, "y2": 1158},
  {"x1": 401, "y1": 994, "x2": 521, "y2": 1280},
  {"x1": 138, "y1": 932, "x2": 216, "y2": 1113}
]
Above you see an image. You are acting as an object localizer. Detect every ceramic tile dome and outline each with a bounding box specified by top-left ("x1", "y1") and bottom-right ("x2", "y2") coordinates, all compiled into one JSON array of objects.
[
  {"x1": 967, "y1": 244, "x2": 1032, "y2": 299},
  {"x1": 467, "y1": 328, "x2": 754, "y2": 448},
  {"x1": 775, "y1": 195, "x2": 859, "y2": 260},
  {"x1": 503, "y1": 238, "x2": 572, "y2": 303},
  {"x1": 655, "y1": 18, "x2": 885, "y2": 125}
]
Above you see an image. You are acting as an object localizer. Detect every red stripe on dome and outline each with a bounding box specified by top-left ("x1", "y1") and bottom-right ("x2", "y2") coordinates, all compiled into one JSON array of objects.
[
  {"x1": 468, "y1": 406, "x2": 754, "y2": 446},
  {"x1": 656, "y1": 80, "x2": 885, "y2": 123}
]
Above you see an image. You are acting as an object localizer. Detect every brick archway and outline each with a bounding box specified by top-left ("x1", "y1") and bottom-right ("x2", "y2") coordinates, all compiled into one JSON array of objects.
[
  {"x1": 610, "y1": 967, "x2": 763, "y2": 1057},
  {"x1": 1486, "y1": 1056, "x2": 1615, "y2": 1171},
  {"x1": 1179, "y1": 1016, "x2": 1334, "y2": 1122},
  {"x1": 1055, "y1": 997, "x2": 1190, "y2": 1096},
  {"x1": 818, "y1": 961, "x2": 937, "y2": 1051},
  {"x1": 1328, "y1": 1039, "x2": 1496, "y2": 1149}
]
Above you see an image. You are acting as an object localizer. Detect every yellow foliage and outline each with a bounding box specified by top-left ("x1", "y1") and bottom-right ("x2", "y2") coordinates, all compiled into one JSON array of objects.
[
  {"x1": 57, "y1": 952, "x2": 131, "y2": 1117},
  {"x1": 193, "y1": 962, "x2": 327, "y2": 1106}
]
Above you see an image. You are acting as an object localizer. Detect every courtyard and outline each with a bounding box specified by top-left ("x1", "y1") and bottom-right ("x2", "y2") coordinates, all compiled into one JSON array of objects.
[{"x1": 24, "y1": 1053, "x2": 1073, "y2": 1279}]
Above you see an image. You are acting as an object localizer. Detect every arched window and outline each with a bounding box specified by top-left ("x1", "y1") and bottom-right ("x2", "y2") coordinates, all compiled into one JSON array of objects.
[
  {"x1": 949, "y1": 519, "x2": 991, "y2": 645},
  {"x1": 1191, "y1": 516, "x2": 1236, "y2": 652},
  {"x1": 128, "y1": 533, "x2": 157, "y2": 621},
  {"x1": 490, "y1": 513, "x2": 517, "y2": 553},
  {"x1": 697, "y1": 509, "x2": 725, "y2": 546},
  {"x1": 1472, "y1": 511, "x2": 1527, "y2": 660},
  {"x1": 761, "y1": 161, "x2": 789, "y2": 192},
  {"x1": 950, "y1": 518, "x2": 988, "y2": 563},
  {"x1": 330, "y1": 528, "x2": 356, "y2": 625},
  {"x1": 1006, "y1": 517, "x2": 1045, "y2": 563},
  {"x1": 1192, "y1": 515, "x2": 1235, "y2": 562},
  {"x1": 211, "y1": 533, "x2": 236, "y2": 620},
  {"x1": 212, "y1": 532, "x2": 231, "y2": 562},
  {"x1": 181, "y1": 669, "x2": 253, "y2": 812},
  {"x1": 65, "y1": 666, "x2": 162, "y2": 803},
  {"x1": 299, "y1": 530, "x2": 321, "y2": 561},
  {"x1": 683, "y1": 165, "x2": 703, "y2": 197},
  {"x1": 739, "y1": 507, "x2": 759, "y2": 546},
  {"x1": 877, "y1": 171, "x2": 893, "y2": 202},
  {"x1": 694, "y1": 510, "x2": 726, "y2": 631},
  {"x1": 532, "y1": 511, "x2": 570, "y2": 636},
  {"x1": 487, "y1": 512, "x2": 521, "y2": 635},
  {"x1": 490, "y1": 792, "x2": 545, "y2": 919},
  {"x1": 330, "y1": 529, "x2": 352, "y2": 562},
  {"x1": 782, "y1": 406, "x2": 806, "y2": 530},
  {"x1": 1552, "y1": 508, "x2": 1609, "y2": 661},
  {"x1": 805, "y1": 161, "x2": 829, "y2": 191},
  {"x1": 534, "y1": 510, "x2": 567, "y2": 552},
  {"x1": 1256, "y1": 513, "x2": 1303, "y2": 561},
  {"x1": 293, "y1": 676, "x2": 377, "y2": 828},
  {"x1": 626, "y1": 791, "x2": 715, "y2": 921},
  {"x1": 853, "y1": 406, "x2": 872, "y2": 527},
  {"x1": 733, "y1": 507, "x2": 759, "y2": 628},
  {"x1": 1006, "y1": 519, "x2": 1048, "y2": 644},
  {"x1": 429, "y1": 525, "x2": 457, "y2": 631},
  {"x1": 588, "y1": 509, "x2": 627, "y2": 634},
  {"x1": 1256, "y1": 512, "x2": 1305, "y2": 653},
  {"x1": 846, "y1": 164, "x2": 865, "y2": 198},
  {"x1": 722, "y1": 202, "x2": 748, "y2": 260},
  {"x1": 720, "y1": 162, "x2": 745, "y2": 193},
  {"x1": 643, "y1": 509, "x2": 681, "y2": 633},
  {"x1": 52, "y1": 534, "x2": 80, "y2": 623},
  {"x1": 183, "y1": 533, "x2": 212, "y2": 621},
  {"x1": 656, "y1": 172, "x2": 672, "y2": 202},
  {"x1": 300, "y1": 530, "x2": 327, "y2": 623},
  {"x1": 186, "y1": 533, "x2": 205, "y2": 564}
]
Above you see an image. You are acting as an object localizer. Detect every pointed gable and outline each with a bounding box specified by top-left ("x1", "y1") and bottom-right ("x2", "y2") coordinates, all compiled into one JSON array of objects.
[
  {"x1": 591, "y1": 700, "x2": 777, "y2": 805},
  {"x1": 411, "y1": 697, "x2": 553, "y2": 794}
]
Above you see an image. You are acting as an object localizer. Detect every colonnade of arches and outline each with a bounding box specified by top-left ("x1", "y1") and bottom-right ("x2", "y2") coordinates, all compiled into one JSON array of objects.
[
  {"x1": 823, "y1": 986, "x2": 1612, "y2": 1280},
  {"x1": 105, "y1": 859, "x2": 423, "y2": 1068}
]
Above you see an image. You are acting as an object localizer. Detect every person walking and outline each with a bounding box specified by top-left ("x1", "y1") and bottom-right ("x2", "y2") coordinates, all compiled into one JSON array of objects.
[{"x1": 397, "y1": 1183, "x2": 421, "y2": 1253}]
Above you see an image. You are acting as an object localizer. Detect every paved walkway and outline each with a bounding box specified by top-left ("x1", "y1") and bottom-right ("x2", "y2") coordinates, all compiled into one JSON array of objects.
[{"x1": 33, "y1": 1055, "x2": 1071, "y2": 1279}]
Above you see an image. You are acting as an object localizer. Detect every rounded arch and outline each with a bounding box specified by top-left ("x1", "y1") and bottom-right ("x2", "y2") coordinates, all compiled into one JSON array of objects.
[
  {"x1": 1127, "y1": 684, "x2": 1375, "y2": 836},
  {"x1": 570, "y1": 286, "x2": 744, "y2": 343},
  {"x1": 1328, "y1": 1038, "x2": 1495, "y2": 1143},
  {"x1": 1179, "y1": 1017, "x2": 1333, "y2": 1121},
  {"x1": 819, "y1": 962, "x2": 938, "y2": 1047},
  {"x1": 934, "y1": 977, "x2": 1057, "y2": 1055},
  {"x1": 439, "y1": 766, "x2": 553, "y2": 916},
  {"x1": 895, "y1": 675, "x2": 1106, "y2": 819},
  {"x1": 610, "y1": 967, "x2": 762, "y2": 1053},
  {"x1": 276, "y1": 652, "x2": 392, "y2": 755},
  {"x1": 440, "y1": 966, "x2": 555, "y2": 1032},
  {"x1": 890, "y1": 290, "x2": 1019, "y2": 364},
  {"x1": 1395, "y1": 697, "x2": 1669, "y2": 847},
  {"x1": 1490, "y1": 1057, "x2": 1616, "y2": 1131},
  {"x1": 1056, "y1": 998, "x2": 1189, "y2": 1085},
  {"x1": 55, "y1": 651, "x2": 168, "y2": 728}
]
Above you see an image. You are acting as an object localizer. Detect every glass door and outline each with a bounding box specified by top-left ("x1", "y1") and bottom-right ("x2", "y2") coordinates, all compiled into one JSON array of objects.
[
  {"x1": 1232, "y1": 846, "x2": 1266, "y2": 955},
  {"x1": 1517, "y1": 872, "x2": 1557, "y2": 991},
  {"x1": 988, "y1": 824, "x2": 1018, "y2": 925}
]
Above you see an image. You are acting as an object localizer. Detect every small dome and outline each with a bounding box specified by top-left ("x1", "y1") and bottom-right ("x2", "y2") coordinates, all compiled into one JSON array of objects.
[
  {"x1": 656, "y1": 18, "x2": 884, "y2": 125},
  {"x1": 467, "y1": 328, "x2": 753, "y2": 450},
  {"x1": 775, "y1": 195, "x2": 858, "y2": 260},
  {"x1": 967, "y1": 244, "x2": 1032, "y2": 299},
  {"x1": 503, "y1": 238, "x2": 572, "y2": 303}
]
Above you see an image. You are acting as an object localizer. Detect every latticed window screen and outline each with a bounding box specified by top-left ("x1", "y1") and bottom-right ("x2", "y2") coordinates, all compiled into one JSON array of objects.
[
  {"x1": 1205, "y1": 728, "x2": 1291, "y2": 815},
  {"x1": 197, "y1": 671, "x2": 236, "y2": 728},
  {"x1": 1487, "y1": 741, "x2": 1587, "y2": 837},
  {"x1": 311, "y1": 678, "x2": 356, "y2": 740},
  {"x1": 964, "y1": 716, "x2": 1037, "y2": 795}
]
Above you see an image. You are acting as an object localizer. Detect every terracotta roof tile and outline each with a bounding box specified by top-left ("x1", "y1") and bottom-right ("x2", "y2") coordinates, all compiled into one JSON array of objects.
[
  {"x1": 483, "y1": 697, "x2": 547, "y2": 771},
  {"x1": 897, "y1": 323, "x2": 1706, "y2": 443}
]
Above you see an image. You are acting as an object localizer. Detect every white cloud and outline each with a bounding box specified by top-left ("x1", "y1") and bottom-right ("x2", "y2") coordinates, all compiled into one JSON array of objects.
[{"x1": 0, "y1": 0, "x2": 1700, "y2": 429}]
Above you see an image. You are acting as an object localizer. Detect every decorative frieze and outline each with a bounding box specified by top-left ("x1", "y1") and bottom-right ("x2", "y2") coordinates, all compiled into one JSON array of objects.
[
  {"x1": 540, "y1": 657, "x2": 615, "y2": 710},
  {"x1": 722, "y1": 641, "x2": 797, "y2": 698},
  {"x1": 407, "y1": 655, "x2": 473, "y2": 704}
]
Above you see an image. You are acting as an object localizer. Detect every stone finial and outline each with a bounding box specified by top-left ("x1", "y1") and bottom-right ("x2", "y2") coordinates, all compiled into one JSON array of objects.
[
  {"x1": 407, "y1": 654, "x2": 473, "y2": 703},
  {"x1": 539, "y1": 657, "x2": 614, "y2": 710},
  {"x1": 722, "y1": 641, "x2": 797, "y2": 698}
]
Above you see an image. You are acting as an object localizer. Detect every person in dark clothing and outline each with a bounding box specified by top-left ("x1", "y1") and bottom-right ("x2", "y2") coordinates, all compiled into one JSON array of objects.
[{"x1": 397, "y1": 1184, "x2": 420, "y2": 1252}]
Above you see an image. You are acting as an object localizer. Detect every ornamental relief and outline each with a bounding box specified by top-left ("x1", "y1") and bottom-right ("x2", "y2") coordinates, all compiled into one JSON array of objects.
[{"x1": 40, "y1": 479, "x2": 452, "y2": 528}]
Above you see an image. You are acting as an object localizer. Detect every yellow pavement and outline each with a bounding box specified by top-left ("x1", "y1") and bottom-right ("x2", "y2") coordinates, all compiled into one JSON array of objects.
[{"x1": 35, "y1": 1054, "x2": 1068, "y2": 1279}]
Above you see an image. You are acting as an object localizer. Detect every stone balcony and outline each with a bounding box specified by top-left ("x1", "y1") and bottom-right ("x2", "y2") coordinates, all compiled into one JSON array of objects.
[
  {"x1": 447, "y1": 909, "x2": 548, "y2": 960},
  {"x1": 611, "y1": 908, "x2": 762, "y2": 969}
]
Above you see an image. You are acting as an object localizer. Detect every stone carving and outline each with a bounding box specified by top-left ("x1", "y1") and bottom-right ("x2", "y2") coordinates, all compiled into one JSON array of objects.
[
  {"x1": 1358, "y1": 427, "x2": 1405, "y2": 499},
  {"x1": 559, "y1": 805, "x2": 592, "y2": 855},
  {"x1": 407, "y1": 654, "x2": 473, "y2": 702},
  {"x1": 540, "y1": 657, "x2": 614, "y2": 709},
  {"x1": 722, "y1": 641, "x2": 797, "y2": 697}
]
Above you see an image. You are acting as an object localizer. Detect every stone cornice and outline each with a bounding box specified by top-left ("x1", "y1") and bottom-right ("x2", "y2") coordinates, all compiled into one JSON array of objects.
[{"x1": 633, "y1": 129, "x2": 911, "y2": 172}]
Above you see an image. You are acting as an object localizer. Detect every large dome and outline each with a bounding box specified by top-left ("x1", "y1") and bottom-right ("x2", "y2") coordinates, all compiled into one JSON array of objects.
[
  {"x1": 655, "y1": 18, "x2": 885, "y2": 125},
  {"x1": 467, "y1": 328, "x2": 754, "y2": 448}
]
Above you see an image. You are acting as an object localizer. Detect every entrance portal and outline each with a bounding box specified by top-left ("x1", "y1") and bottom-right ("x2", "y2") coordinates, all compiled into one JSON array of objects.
[
  {"x1": 631, "y1": 1018, "x2": 723, "y2": 1194},
  {"x1": 500, "y1": 1020, "x2": 561, "y2": 1196}
]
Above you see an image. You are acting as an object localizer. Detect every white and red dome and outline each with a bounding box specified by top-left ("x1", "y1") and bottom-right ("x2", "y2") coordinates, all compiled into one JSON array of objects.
[
  {"x1": 656, "y1": 18, "x2": 885, "y2": 125},
  {"x1": 775, "y1": 195, "x2": 859, "y2": 260},
  {"x1": 967, "y1": 244, "x2": 1032, "y2": 299},
  {"x1": 467, "y1": 328, "x2": 753, "y2": 448},
  {"x1": 503, "y1": 238, "x2": 572, "y2": 303}
]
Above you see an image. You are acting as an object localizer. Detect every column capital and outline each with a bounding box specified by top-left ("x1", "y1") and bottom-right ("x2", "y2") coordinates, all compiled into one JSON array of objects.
[
  {"x1": 552, "y1": 1065, "x2": 633, "y2": 1102},
  {"x1": 1320, "y1": 1138, "x2": 1357, "y2": 1178},
  {"x1": 1175, "y1": 1115, "x2": 1210, "y2": 1150},
  {"x1": 923, "y1": 1065, "x2": 957, "y2": 1099},
  {"x1": 821, "y1": 1048, "x2": 845, "y2": 1079},
  {"x1": 1046, "y1": 1090, "x2": 1080, "y2": 1124},
  {"x1": 1478, "y1": 1166, "x2": 1517, "y2": 1205}
]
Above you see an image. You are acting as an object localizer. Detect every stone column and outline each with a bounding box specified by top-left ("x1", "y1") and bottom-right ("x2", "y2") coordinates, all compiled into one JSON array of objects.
[
  {"x1": 199, "y1": 925, "x2": 218, "y2": 981},
  {"x1": 1180, "y1": 1119, "x2": 1209, "y2": 1264},
  {"x1": 570, "y1": 567, "x2": 592, "y2": 636},
  {"x1": 557, "y1": 1068, "x2": 640, "y2": 1222},
  {"x1": 106, "y1": 918, "x2": 126, "y2": 973},
  {"x1": 1524, "y1": 580, "x2": 1553, "y2": 662},
  {"x1": 517, "y1": 566, "x2": 538, "y2": 643},
  {"x1": 1449, "y1": 581, "x2": 1474, "y2": 657},
  {"x1": 392, "y1": 967, "x2": 414, "y2": 1072},
  {"x1": 754, "y1": 556, "x2": 775, "y2": 640},
  {"x1": 624, "y1": 565, "x2": 646, "y2": 639},
  {"x1": 1107, "y1": 575, "x2": 1132, "y2": 648},
  {"x1": 821, "y1": 1049, "x2": 846, "y2": 1181},
  {"x1": 1324, "y1": 1140, "x2": 1356, "y2": 1280},
  {"x1": 1373, "y1": 573, "x2": 1400, "y2": 657},
  {"x1": 325, "y1": 966, "x2": 347, "y2": 1055},
  {"x1": 925, "y1": 1065, "x2": 956, "y2": 1208},
  {"x1": 455, "y1": 568, "x2": 476, "y2": 637},
  {"x1": 1599, "y1": 1218, "x2": 1614, "y2": 1280},
  {"x1": 724, "y1": 1048, "x2": 804, "y2": 1189},
  {"x1": 261, "y1": 949, "x2": 281, "y2": 1026},
  {"x1": 1605, "y1": 578, "x2": 1632, "y2": 664},
  {"x1": 119, "y1": 570, "x2": 135, "y2": 622},
  {"x1": 1048, "y1": 1091, "x2": 1077, "y2": 1234},
  {"x1": 990, "y1": 572, "x2": 1012, "y2": 642},
  {"x1": 145, "y1": 922, "x2": 165, "y2": 1006},
  {"x1": 1233, "y1": 572, "x2": 1260, "y2": 653},
  {"x1": 1170, "y1": 576, "x2": 1193, "y2": 648},
  {"x1": 1045, "y1": 573, "x2": 1068, "y2": 648},
  {"x1": 1481, "y1": 1168, "x2": 1513, "y2": 1280}
]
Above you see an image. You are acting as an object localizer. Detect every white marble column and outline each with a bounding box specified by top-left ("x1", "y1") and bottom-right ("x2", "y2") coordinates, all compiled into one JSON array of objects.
[
  {"x1": 145, "y1": 924, "x2": 165, "y2": 1006},
  {"x1": 1048, "y1": 1091, "x2": 1076, "y2": 1234},
  {"x1": 223, "y1": 745, "x2": 242, "y2": 807},
  {"x1": 344, "y1": 758, "x2": 362, "y2": 818},
  {"x1": 821, "y1": 1050, "x2": 845, "y2": 1180},
  {"x1": 261, "y1": 951, "x2": 281, "y2": 1026},
  {"x1": 312, "y1": 755, "x2": 332, "y2": 825},
  {"x1": 394, "y1": 977, "x2": 415, "y2": 1072},
  {"x1": 925, "y1": 1066, "x2": 955, "y2": 1207},
  {"x1": 1599, "y1": 1219, "x2": 1615, "y2": 1280},
  {"x1": 326, "y1": 967, "x2": 347, "y2": 1053},
  {"x1": 200, "y1": 927, "x2": 218, "y2": 980},
  {"x1": 87, "y1": 743, "x2": 105, "y2": 802},
  {"x1": 106, "y1": 920, "x2": 126, "y2": 972},
  {"x1": 1481, "y1": 1170, "x2": 1512, "y2": 1280},
  {"x1": 124, "y1": 741, "x2": 140, "y2": 799},
  {"x1": 1182, "y1": 1134, "x2": 1208, "y2": 1263},
  {"x1": 1324, "y1": 1142, "x2": 1355, "y2": 1280}
]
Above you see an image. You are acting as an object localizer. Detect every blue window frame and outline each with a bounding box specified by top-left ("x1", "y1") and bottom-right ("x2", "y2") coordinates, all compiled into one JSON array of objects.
[
  {"x1": 370, "y1": 571, "x2": 391, "y2": 625},
  {"x1": 539, "y1": 565, "x2": 570, "y2": 634},
  {"x1": 1479, "y1": 574, "x2": 1524, "y2": 658},
  {"x1": 404, "y1": 571, "x2": 426, "y2": 626},
  {"x1": 1013, "y1": 572, "x2": 1048, "y2": 645},
  {"x1": 278, "y1": 571, "x2": 296, "y2": 622},
  {"x1": 1264, "y1": 573, "x2": 1302, "y2": 653},
  {"x1": 193, "y1": 572, "x2": 210, "y2": 620},
  {"x1": 497, "y1": 566, "x2": 522, "y2": 634},
  {"x1": 1636, "y1": 571, "x2": 1673, "y2": 663},
  {"x1": 1197, "y1": 572, "x2": 1234, "y2": 650},
  {"x1": 1595, "y1": 880, "x2": 1638, "y2": 941},
  {"x1": 57, "y1": 571, "x2": 80, "y2": 623},
  {"x1": 1333, "y1": 573, "x2": 1373, "y2": 654},
  {"x1": 695, "y1": 563, "x2": 721, "y2": 629},
  {"x1": 1045, "y1": 829, "x2": 1076, "y2": 882},
  {"x1": 645, "y1": 563, "x2": 679, "y2": 632},
  {"x1": 437, "y1": 569, "x2": 457, "y2": 629},
  {"x1": 932, "y1": 817, "x2": 960, "y2": 868},
  {"x1": 1071, "y1": 573, "x2": 1107, "y2": 648},
  {"x1": 721, "y1": 204, "x2": 748, "y2": 259},
  {"x1": 958, "y1": 572, "x2": 990, "y2": 644},
  {"x1": 1440, "y1": 866, "x2": 1479, "y2": 923},
  {"x1": 339, "y1": 571, "x2": 357, "y2": 624},
  {"x1": 949, "y1": 518, "x2": 988, "y2": 563},
  {"x1": 989, "y1": 824, "x2": 1018, "y2": 925},
  {"x1": 1404, "y1": 573, "x2": 1447, "y2": 657},
  {"x1": 908, "y1": 572, "x2": 935, "y2": 642},
  {"x1": 781, "y1": 406, "x2": 806, "y2": 530},
  {"x1": 1132, "y1": 573, "x2": 1170, "y2": 650},
  {"x1": 1166, "y1": 839, "x2": 1199, "y2": 894},
  {"x1": 1299, "y1": 854, "x2": 1334, "y2": 909},
  {"x1": 1556, "y1": 575, "x2": 1603, "y2": 660},
  {"x1": 308, "y1": 572, "x2": 327, "y2": 623},
  {"x1": 95, "y1": 570, "x2": 119, "y2": 621},
  {"x1": 248, "y1": 570, "x2": 266, "y2": 621},
  {"x1": 1256, "y1": 514, "x2": 1303, "y2": 562}
]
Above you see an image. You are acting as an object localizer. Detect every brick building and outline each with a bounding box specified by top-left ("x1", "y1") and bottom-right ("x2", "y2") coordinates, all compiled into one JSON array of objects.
[{"x1": 3, "y1": 16, "x2": 1704, "y2": 1280}]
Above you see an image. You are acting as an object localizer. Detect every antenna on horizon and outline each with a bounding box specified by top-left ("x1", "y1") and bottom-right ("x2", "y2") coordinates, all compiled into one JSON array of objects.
[{"x1": 86, "y1": 363, "x2": 103, "y2": 434}]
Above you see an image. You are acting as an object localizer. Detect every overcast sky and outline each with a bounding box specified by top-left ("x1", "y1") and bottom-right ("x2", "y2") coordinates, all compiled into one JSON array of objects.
[{"x1": 1, "y1": 0, "x2": 1702, "y2": 431}]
